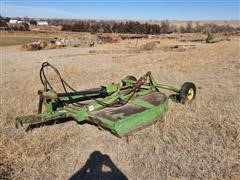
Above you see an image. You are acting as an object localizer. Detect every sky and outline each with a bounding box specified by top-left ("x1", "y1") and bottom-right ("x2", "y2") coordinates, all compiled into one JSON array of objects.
[{"x1": 0, "y1": 0, "x2": 239, "y2": 20}]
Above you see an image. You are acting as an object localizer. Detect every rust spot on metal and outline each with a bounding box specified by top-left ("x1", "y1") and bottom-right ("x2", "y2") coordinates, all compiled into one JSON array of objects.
[
  {"x1": 139, "y1": 92, "x2": 166, "y2": 106},
  {"x1": 92, "y1": 104, "x2": 146, "y2": 122}
]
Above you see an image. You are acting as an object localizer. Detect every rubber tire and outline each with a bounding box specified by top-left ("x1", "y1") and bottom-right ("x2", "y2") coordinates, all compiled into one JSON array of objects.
[
  {"x1": 179, "y1": 82, "x2": 196, "y2": 103},
  {"x1": 124, "y1": 75, "x2": 137, "y2": 82}
]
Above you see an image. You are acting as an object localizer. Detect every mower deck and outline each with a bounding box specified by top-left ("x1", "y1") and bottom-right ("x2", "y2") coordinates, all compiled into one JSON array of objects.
[{"x1": 89, "y1": 91, "x2": 168, "y2": 137}]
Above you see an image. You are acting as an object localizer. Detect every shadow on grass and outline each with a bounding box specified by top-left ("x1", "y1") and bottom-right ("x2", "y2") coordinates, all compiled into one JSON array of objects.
[
  {"x1": 169, "y1": 94, "x2": 181, "y2": 103},
  {"x1": 25, "y1": 118, "x2": 72, "y2": 131},
  {"x1": 69, "y1": 151, "x2": 128, "y2": 180}
]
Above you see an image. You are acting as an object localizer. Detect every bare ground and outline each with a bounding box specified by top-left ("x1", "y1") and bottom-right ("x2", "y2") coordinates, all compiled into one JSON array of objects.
[{"x1": 0, "y1": 34, "x2": 240, "y2": 179}]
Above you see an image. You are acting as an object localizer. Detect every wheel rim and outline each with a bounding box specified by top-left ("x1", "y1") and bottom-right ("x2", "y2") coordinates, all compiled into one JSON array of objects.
[{"x1": 187, "y1": 88, "x2": 194, "y2": 100}]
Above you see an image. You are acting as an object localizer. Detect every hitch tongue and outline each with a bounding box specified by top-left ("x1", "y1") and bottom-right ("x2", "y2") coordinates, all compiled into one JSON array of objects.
[
  {"x1": 15, "y1": 111, "x2": 68, "y2": 129},
  {"x1": 15, "y1": 115, "x2": 43, "y2": 129}
]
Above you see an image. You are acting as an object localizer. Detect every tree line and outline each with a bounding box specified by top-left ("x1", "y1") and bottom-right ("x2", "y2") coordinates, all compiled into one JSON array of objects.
[
  {"x1": 62, "y1": 20, "x2": 239, "y2": 34},
  {"x1": 0, "y1": 15, "x2": 239, "y2": 34}
]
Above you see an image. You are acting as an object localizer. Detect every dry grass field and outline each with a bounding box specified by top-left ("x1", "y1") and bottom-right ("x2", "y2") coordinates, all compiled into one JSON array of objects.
[
  {"x1": 169, "y1": 20, "x2": 240, "y2": 28},
  {"x1": 0, "y1": 31, "x2": 96, "y2": 46},
  {"x1": 0, "y1": 31, "x2": 239, "y2": 179}
]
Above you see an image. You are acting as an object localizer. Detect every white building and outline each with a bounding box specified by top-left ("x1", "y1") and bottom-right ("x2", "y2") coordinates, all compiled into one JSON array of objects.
[
  {"x1": 9, "y1": 19, "x2": 18, "y2": 24},
  {"x1": 37, "y1": 21, "x2": 48, "y2": 26}
]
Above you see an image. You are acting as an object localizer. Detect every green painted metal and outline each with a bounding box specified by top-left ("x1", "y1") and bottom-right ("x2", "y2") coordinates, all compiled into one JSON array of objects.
[
  {"x1": 15, "y1": 110, "x2": 68, "y2": 128},
  {"x1": 114, "y1": 99, "x2": 168, "y2": 136},
  {"x1": 129, "y1": 98, "x2": 156, "y2": 109},
  {"x1": 15, "y1": 67, "x2": 188, "y2": 137},
  {"x1": 155, "y1": 84, "x2": 180, "y2": 93}
]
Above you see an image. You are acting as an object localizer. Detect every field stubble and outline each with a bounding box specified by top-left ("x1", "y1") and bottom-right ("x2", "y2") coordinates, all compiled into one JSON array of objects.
[{"x1": 0, "y1": 33, "x2": 239, "y2": 179}]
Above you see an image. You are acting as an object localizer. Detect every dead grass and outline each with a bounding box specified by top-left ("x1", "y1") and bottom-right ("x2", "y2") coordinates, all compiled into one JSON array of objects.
[
  {"x1": 0, "y1": 31, "x2": 98, "y2": 47},
  {"x1": 139, "y1": 41, "x2": 161, "y2": 51},
  {"x1": 0, "y1": 33, "x2": 239, "y2": 179}
]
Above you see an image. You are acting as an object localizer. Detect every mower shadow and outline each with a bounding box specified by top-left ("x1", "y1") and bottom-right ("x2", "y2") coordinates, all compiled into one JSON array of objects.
[
  {"x1": 169, "y1": 94, "x2": 181, "y2": 103},
  {"x1": 26, "y1": 117, "x2": 73, "y2": 131},
  {"x1": 25, "y1": 118, "x2": 108, "y2": 133},
  {"x1": 69, "y1": 151, "x2": 128, "y2": 180}
]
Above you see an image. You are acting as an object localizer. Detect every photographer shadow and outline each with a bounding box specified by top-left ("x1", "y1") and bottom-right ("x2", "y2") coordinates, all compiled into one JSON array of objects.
[{"x1": 69, "y1": 151, "x2": 128, "y2": 180}]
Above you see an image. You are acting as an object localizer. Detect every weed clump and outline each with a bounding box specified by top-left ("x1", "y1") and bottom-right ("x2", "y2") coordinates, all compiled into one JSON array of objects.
[{"x1": 140, "y1": 41, "x2": 160, "y2": 51}]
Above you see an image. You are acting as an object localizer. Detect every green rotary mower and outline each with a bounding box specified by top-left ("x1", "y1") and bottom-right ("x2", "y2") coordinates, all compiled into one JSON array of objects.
[{"x1": 16, "y1": 62, "x2": 196, "y2": 137}]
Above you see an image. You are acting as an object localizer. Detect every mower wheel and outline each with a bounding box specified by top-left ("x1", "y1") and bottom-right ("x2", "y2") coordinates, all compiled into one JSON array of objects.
[
  {"x1": 179, "y1": 82, "x2": 196, "y2": 103},
  {"x1": 124, "y1": 75, "x2": 137, "y2": 82},
  {"x1": 122, "y1": 75, "x2": 137, "y2": 86}
]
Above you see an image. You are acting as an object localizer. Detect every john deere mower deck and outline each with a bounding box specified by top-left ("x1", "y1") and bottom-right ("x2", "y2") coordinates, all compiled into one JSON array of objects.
[{"x1": 16, "y1": 62, "x2": 196, "y2": 137}]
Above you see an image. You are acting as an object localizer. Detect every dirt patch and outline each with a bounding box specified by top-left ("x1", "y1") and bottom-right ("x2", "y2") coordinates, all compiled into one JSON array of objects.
[
  {"x1": 139, "y1": 40, "x2": 161, "y2": 51},
  {"x1": 178, "y1": 33, "x2": 233, "y2": 43},
  {"x1": 178, "y1": 33, "x2": 206, "y2": 42},
  {"x1": 119, "y1": 34, "x2": 148, "y2": 40},
  {"x1": 97, "y1": 34, "x2": 120, "y2": 43},
  {"x1": 162, "y1": 44, "x2": 196, "y2": 52}
]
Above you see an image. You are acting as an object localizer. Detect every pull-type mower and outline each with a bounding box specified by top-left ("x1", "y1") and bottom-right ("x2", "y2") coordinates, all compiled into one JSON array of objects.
[{"x1": 16, "y1": 62, "x2": 196, "y2": 137}]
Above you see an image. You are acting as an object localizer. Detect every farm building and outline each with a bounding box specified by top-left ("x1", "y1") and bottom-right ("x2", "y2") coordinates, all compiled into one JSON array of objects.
[
  {"x1": 9, "y1": 19, "x2": 27, "y2": 24},
  {"x1": 37, "y1": 21, "x2": 48, "y2": 26},
  {"x1": 9, "y1": 19, "x2": 18, "y2": 24}
]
